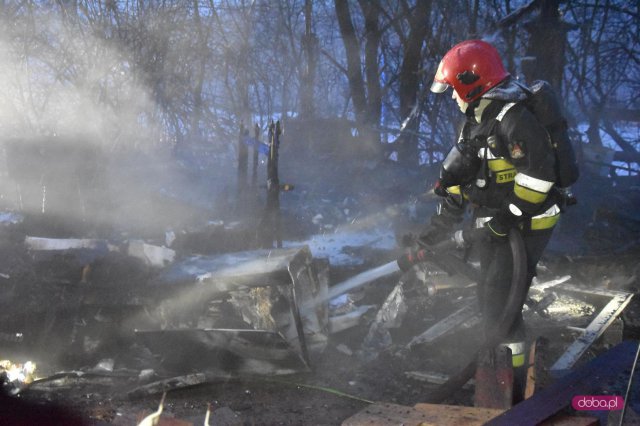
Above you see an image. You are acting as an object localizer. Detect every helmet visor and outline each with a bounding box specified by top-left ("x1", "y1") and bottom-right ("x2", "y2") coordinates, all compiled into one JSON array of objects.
[
  {"x1": 430, "y1": 60, "x2": 449, "y2": 93},
  {"x1": 430, "y1": 81, "x2": 449, "y2": 94}
]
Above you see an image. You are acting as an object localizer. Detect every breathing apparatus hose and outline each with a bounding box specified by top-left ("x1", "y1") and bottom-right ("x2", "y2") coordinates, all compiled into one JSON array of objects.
[{"x1": 424, "y1": 227, "x2": 528, "y2": 403}]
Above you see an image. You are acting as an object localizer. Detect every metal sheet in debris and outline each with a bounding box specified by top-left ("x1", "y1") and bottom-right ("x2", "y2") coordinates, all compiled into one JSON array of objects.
[
  {"x1": 135, "y1": 328, "x2": 309, "y2": 375},
  {"x1": 143, "y1": 245, "x2": 328, "y2": 368},
  {"x1": 25, "y1": 237, "x2": 110, "y2": 251},
  {"x1": 154, "y1": 247, "x2": 307, "y2": 286},
  {"x1": 407, "y1": 302, "x2": 479, "y2": 348}
]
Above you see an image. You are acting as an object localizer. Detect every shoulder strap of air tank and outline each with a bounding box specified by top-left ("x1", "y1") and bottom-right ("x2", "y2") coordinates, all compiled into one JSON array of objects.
[{"x1": 496, "y1": 102, "x2": 517, "y2": 122}]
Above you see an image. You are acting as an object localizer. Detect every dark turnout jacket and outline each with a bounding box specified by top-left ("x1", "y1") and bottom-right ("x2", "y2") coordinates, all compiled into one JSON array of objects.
[{"x1": 444, "y1": 78, "x2": 560, "y2": 230}]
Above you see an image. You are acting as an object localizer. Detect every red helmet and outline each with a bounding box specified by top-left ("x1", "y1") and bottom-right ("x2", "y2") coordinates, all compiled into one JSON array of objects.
[{"x1": 431, "y1": 40, "x2": 509, "y2": 103}]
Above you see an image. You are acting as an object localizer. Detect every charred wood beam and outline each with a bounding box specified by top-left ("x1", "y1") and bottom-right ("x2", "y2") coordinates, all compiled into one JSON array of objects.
[{"x1": 407, "y1": 302, "x2": 479, "y2": 348}]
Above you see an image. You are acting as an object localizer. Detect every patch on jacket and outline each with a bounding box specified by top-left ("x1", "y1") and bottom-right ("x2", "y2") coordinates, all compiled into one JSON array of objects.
[{"x1": 509, "y1": 142, "x2": 525, "y2": 159}]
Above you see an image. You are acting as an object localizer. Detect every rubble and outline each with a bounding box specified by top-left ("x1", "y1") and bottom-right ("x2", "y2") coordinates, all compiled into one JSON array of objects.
[
  {"x1": 1, "y1": 164, "x2": 639, "y2": 424},
  {"x1": 147, "y1": 246, "x2": 329, "y2": 367},
  {"x1": 328, "y1": 305, "x2": 376, "y2": 334},
  {"x1": 25, "y1": 236, "x2": 112, "y2": 252},
  {"x1": 127, "y1": 240, "x2": 175, "y2": 268},
  {"x1": 404, "y1": 371, "x2": 474, "y2": 390},
  {"x1": 128, "y1": 376, "x2": 207, "y2": 399},
  {"x1": 524, "y1": 292, "x2": 558, "y2": 319},
  {"x1": 548, "y1": 285, "x2": 633, "y2": 374},
  {"x1": 406, "y1": 301, "x2": 479, "y2": 348},
  {"x1": 5, "y1": 233, "x2": 638, "y2": 424},
  {"x1": 134, "y1": 329, "x2": 310, "y2": 376},
  {"x1": 136, "y1": 392, "x2": 165, "y2": 426},
  {"x1": 361, "y1": 281, "x2": 408, "y2": 356},
  {"x1": 208, "y1": 406, "x2": 242, "y2": 426}
]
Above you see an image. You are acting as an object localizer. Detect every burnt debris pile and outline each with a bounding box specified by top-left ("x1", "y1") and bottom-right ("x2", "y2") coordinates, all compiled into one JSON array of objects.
[{"x1": 0, "y1": 133, "x2": 639, "y2": 424}]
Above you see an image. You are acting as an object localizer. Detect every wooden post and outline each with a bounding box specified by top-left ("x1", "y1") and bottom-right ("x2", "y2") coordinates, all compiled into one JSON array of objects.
[
  {"x1": 260, "y1": 120, "x2": 282, "y2": 248},
  {"x1": 252, "y1": 123, "x2": 260, "y2": 189},
  {"x1": 237, "y1": 123, "x2": 249, "y2": 204},
  {"x1": 474, "y1": 347, "x2": 514, "y2": 409},
  {"x1": 525, "y1": 337, "x2": 550, "y2": 399}
]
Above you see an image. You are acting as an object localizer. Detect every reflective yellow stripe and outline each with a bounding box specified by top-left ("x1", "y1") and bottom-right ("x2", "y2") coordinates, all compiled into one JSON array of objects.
[
  {"x1": 488, "y1": 158, "x2": 514, "y2": 172},
  {"x1": 446, "y1": 185, "x2": 461, "y2": 195},
  {"x1": 512, "y1": 353, "x2": 525, "y2": 367},
  {"x1": 515, "y1": 183, "x2": 548, "y2": 204},
  {"x1": 446, "y1": 185, "x2": 469, "y2": 199},
  {"x1": 495, "y1": 169, "x2": 516, "y2": 183},
  {"x1": 531, "y1": 213, "x2": 560, "y2": 230}
]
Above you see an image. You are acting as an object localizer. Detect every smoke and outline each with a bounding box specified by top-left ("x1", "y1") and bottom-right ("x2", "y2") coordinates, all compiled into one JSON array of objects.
[
  {"x1": 0, "y1": 11, "x2": 164, "y2": 146},
  {"x1": 0, "y1": 8, "x2": 217, "y2": 237}
]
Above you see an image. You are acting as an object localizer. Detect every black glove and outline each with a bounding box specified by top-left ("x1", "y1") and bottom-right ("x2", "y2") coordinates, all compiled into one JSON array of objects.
[
  {"x1": 433, "y1": 179, "x2": 448, "y2": 197},
  {"x1": 399, "y1": 232, "x2": 417, "y2": 248}
]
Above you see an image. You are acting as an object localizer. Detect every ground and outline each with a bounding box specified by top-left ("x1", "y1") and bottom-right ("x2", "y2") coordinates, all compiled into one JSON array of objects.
[
  {"x1": 2, "y1": 236, "x2": 638, "y2": 425},
  {"x1": 1, "y1": 147, "x2": 639, "y2": 425}
]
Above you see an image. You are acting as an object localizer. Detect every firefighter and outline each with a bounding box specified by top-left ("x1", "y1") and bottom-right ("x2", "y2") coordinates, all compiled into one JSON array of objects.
[{"x1": 425, "y1": 39, "x2": 561, "y2": 399}]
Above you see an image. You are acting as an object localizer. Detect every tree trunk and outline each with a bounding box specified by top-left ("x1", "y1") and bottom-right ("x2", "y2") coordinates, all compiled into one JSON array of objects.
[
  {"x1": 299, "y1": 0, "x2": 317, "y2": 120},
  {"x1": 522, "y1": 0, "x2": 569, "y2": 94},
  {"x1": 189, "y1": 0, "x2": 207, "y2": 143},
  {"x1": 359, "y1": 0, "x2": 382, "y2": 147},
  {"x1": 334, "y1": 0, "x2": 381, "y2": 158},
  {"x1": 396, "y1": 0, "x2": 431, "y2": 168},
  {"x1": 334, "y1": 1, "x2": 367, "y2": 116}
]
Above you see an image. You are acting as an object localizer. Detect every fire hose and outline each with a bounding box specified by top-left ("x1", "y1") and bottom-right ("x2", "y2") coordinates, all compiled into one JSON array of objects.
[
  {"x1": 396, "y1": 230, "x2": 482, "y2": 282},
  {"x1": 397, "y1": 227, "x2": 528, "y2": 403}
]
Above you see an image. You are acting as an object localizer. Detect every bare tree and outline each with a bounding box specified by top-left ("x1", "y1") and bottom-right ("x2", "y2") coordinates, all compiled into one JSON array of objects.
[
  {"x1": 299, "y1": 0, "x2": 318, "y2": 119},
  {"x1": 394, "y1": 0, "x2": 432, "y2": 168},
  {"x1": 564, "y1": 0, "x2": 640, "y2": 157},
  {"x1": 333, "y1": 0, "x2": 383, "y2": 157},
  {"x1": 1, "y1": 0, "x2": 636, "y2": 171}
]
